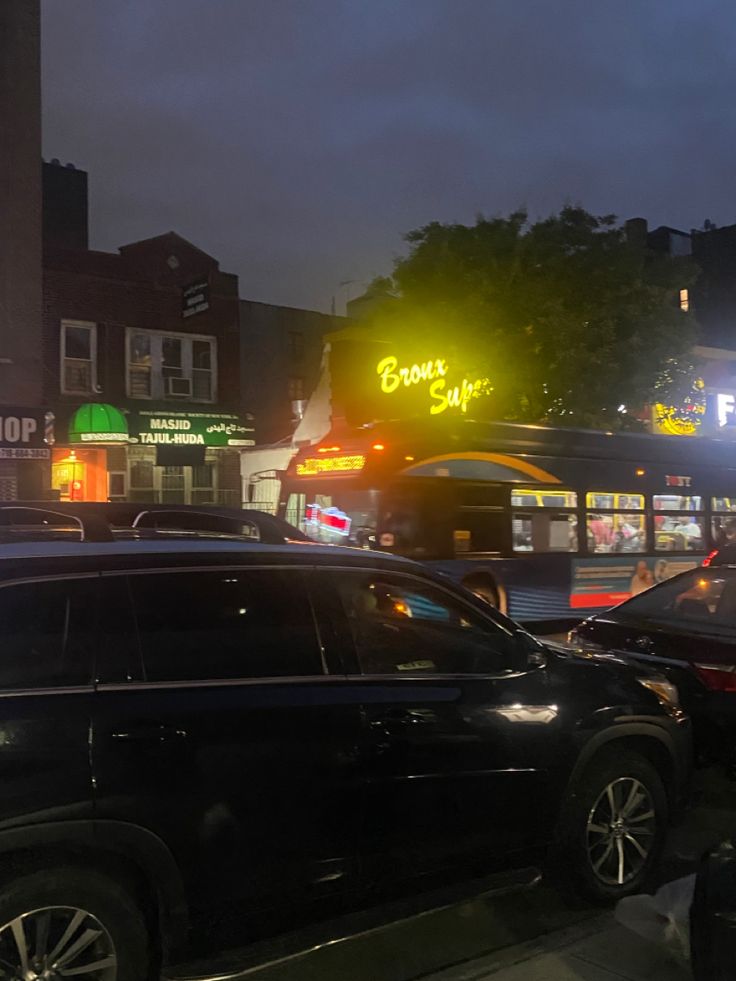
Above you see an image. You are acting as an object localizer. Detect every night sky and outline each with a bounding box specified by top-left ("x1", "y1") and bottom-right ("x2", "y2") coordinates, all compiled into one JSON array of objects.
[{"x1": 42, "y1": 0, "x2": 736, "y2": 313}]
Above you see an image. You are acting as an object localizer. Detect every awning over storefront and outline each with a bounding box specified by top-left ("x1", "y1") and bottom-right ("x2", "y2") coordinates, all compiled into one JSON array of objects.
[{"x1": 68, "y1": 403, "x2": 128, "y2": 445}]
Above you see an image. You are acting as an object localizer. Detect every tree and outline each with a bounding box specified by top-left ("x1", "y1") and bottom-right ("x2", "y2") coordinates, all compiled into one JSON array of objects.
[{"x1": 364, "y1": 207, "x2": 699, "y2": 429}]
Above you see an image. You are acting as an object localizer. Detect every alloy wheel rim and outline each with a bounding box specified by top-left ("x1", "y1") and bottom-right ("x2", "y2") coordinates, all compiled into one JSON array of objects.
[
  {"x1": 586, "y1": 777, "x2": 657, "y2": 887},
  {"x1": 0, "y1": 905, "x2": 117, "y2": 979}
]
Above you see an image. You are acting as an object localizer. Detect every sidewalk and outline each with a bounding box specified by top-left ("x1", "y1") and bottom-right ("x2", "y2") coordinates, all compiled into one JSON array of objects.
[{"x1": 422, "y1": 912, "x2": 692, "y2": 981}]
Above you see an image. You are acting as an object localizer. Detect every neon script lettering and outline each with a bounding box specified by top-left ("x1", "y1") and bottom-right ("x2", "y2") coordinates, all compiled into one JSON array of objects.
[
  {"x1": 375, "y1": 352, "x2": 491, "y2": 416},
  {"x1": 377, "y1": 356, "x2": 448, "y2": 394},
  {"x1": 429, "y1": 377, "x2": 484, "y2": 415}
]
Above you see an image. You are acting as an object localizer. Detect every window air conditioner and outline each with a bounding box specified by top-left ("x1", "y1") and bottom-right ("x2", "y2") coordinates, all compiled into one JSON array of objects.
[{"x1": 166, "y1": 376, "x2": 192, "y2": 398}]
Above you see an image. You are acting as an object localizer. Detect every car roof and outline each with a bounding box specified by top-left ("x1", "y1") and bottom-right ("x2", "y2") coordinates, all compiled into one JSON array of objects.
[
  {"x1": 0, "y1": 538, "x2": 417, "y2": 580},
  {"x1": 0, "y1": 501, "x2": 309, "y2": 543}
]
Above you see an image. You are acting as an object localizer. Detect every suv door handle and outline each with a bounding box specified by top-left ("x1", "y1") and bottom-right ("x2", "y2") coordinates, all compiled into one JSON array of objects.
[
  {"x1": 110, "y1": 724, "x2": 188, "y2": 744},
  {"x1": 369, "y1": 708, "x2": 436, "y2": 730},
  {"x1": 634, "y1": 635, "x2": 653, "y2": 652}
]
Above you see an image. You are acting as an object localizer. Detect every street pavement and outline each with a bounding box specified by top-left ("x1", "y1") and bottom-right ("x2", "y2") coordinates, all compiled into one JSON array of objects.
[{"x1": 171, "y1": 770, "x2": 733, "y2": 981}]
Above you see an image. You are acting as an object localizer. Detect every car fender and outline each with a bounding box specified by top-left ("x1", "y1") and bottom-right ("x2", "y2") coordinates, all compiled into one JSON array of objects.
[
  {"x1": 0, "y1": 819, "x2": 187, "y2": 959},
  {"x1": 565, "y1": 718, "x2": 689, "y2": 804}
]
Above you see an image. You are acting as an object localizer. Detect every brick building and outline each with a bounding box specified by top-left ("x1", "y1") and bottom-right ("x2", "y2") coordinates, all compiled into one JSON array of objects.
[
  {"x1": 240, "y1": 300, "x2": 343, "y2": 444},
  {"x1": 0, "y1": 1, "x2": 49, "y2": 500},
  {"x1": 44, "y1": 218, "x2": 252, "y2": 504}
]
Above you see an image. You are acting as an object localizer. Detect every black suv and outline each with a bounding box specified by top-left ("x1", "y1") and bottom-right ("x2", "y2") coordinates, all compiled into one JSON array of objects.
[{"x1": 0, "y1": 531, "x2": 690, "y2": 979}]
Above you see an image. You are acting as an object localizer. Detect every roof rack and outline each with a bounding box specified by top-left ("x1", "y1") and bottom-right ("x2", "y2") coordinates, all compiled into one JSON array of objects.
[
  {"x1": 0, "y1": 503, "x2": 275, "y2": 544},
  {"x1": 0, "y1": 506, "x2": 114, "y2": 543}
]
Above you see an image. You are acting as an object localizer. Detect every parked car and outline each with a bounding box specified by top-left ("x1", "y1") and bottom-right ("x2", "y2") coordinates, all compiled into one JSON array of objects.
[
  {"x1": 0, "y1": 500, "x2": 309, "y2": 543},
  {"x1": 704, "y1": 540, "x2": 736, "y2": 568},
  {"x1": 570, "y1": 565, "x2": 736, "y2": 769},
  {"x1": 0, "y1": 525, "x2": 689, "y2": 979}
]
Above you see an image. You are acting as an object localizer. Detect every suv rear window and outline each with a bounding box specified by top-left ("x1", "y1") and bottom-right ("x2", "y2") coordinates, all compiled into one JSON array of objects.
[
  {"x1": 0, "y1": 578, "x2": 97, "y2": 689},
  {"x1": 129, "y1": 569, "x2": 323, "y2": 682}
]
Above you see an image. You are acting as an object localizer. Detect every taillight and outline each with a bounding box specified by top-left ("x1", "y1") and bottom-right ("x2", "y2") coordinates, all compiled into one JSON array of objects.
[
  {"x1": 693, "y1": 662, "x2": 736, "y2": 692},
  {"x1": 702, "y1": 550, "x2": 719, "y2": 567}
]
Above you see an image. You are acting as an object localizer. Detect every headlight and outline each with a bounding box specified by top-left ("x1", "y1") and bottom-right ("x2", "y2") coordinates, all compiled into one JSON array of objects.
[{"x1": 638, "y1": 677, "x2": 680, "y2": 708}]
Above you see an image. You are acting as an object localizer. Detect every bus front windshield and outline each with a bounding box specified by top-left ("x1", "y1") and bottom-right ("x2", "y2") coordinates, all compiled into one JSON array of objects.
[{"x1": 285, "y1": 489, "x2": 378, "y2": 548}]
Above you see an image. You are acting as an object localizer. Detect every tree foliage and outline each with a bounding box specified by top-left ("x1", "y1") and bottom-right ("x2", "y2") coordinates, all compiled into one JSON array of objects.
[{"x1": 366, "y1": 207, "x2": 699, "y2": 429}]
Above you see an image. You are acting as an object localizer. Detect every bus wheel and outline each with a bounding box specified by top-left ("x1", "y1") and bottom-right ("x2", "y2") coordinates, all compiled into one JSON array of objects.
[{"x1": 463, "y1": 575, "x2": 503, "y2": 611}]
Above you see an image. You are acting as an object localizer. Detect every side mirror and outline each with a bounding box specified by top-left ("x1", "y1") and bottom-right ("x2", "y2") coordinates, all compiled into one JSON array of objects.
[{"x1": 514, "y1": 632, "x2": 547, "y2": 671}]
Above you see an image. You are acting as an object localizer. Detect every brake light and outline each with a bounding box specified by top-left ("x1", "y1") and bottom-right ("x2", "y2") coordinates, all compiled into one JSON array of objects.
[
  {"x1": 693, "y1": 662, "x2": 736, "y2": 692},
  {"x1": 703, "y1": 550, "x2": 719, "y2": 567}
]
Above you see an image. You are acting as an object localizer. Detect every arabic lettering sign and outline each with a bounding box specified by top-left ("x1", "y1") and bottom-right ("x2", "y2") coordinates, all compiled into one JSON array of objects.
[
  {"x1": 182, "y1": 279, "x2": 210, "y2": 319},
  {"x1": 129, "y1": 410, "x2": 255, "y2": 448}
]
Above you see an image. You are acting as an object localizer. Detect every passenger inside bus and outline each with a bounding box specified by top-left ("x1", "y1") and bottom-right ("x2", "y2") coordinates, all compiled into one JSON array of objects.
[
  {"x1": 586, "y1": 513, "x2": 644, "y2": 553},
  {"x1": 654, "y1": 514, "x2": 704, "y2": 551}
]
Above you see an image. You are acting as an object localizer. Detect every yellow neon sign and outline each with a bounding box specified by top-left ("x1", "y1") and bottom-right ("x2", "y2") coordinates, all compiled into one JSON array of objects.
[
  {"x1": 376, "y1": 354, "x2": 491, "y2": 416},
  {"x1": 296, "y1": 454, "x2": 366, "y2": 477},
  {"x1": 653, "y1": 379, "x2": 706, "y2": 437}
]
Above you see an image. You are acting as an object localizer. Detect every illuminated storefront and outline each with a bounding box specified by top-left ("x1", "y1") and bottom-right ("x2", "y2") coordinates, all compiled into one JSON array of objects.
[
  {"x1": 51, "y1": 403, "x2": 129, "y2": 502},
  {"x1": 52, "y1": 404, "x2": 254, "y2": 504}
]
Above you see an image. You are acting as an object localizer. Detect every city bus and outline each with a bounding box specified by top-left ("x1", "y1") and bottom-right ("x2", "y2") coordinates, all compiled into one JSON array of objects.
[{"x1": 279, "y1": 418, "x2": 736, "y2": 625}]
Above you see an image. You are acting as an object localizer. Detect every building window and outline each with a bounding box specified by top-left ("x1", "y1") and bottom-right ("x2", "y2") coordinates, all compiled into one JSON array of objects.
[
  {"x1": 61, "y1": 321, "x2": 96, "y2": 395},
  {"x1": 126, "y1": 329, "x2": 216, "y2": 402},
  {"x1": 679, "y1": 288, "x2": 690, "y2": 312},
  {"x1": 288, "y1": 331, "x2": 304, "y2": 361},
  {"x1": 129, "y1": 333, "x2": 152, "y2": 398},
  {"x1": 288, "y1": 376, "x2": 305, "y2": 400}
]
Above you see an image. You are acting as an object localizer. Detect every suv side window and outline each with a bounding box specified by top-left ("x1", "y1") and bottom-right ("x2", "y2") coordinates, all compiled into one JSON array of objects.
[
  {"x1": 0, "y1": 577, "x2": 97, "y2": 689},
  {"x1": 129, "y1": 569, "x2": 323, "y2": 682},
  {"x1": 335, "y1": 572, "x2": 514, "y2": 675}
]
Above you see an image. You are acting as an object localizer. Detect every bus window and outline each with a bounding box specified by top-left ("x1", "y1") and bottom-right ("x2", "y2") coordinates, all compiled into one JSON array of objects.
[
  {"x1": 511, "y1": 488, "x2": 578, "y2": 508},
  {"x1": 286, "y1": 490, "x2": 378, "y2": 548},
  {"x1": 653, "y1": 495, "x2": 705, "y2": 552},
  {"x1": 585, "y1": 490, "x2": 647, "y2": 554},
  {"x1": 512, "y1": 512, "x2": 578, "y2": 553},
  {"x1": 713, "y1": 514, "x2": 736, "y2": 547},
  {"x1": 653, "y1": 494, "x2": 703, "y2": 512},
  {"x1": 455, "y1": 508, "x2": 506, "y2": 554},
  {"x1": 586, "y1": 513, "x2": 646, "y2": 553},
  {"x1": 713, "y1": 499, "x2": 736, "y2": 547},
  {"x1": 712, "y1": 498, "x2": 736, "y2": 512},
  {"x1": 654, "y1": 515, "x2": 706, "y2": 552},
  {"x1": 586, "y1": 492, "x2": 644, "y2": 510}
]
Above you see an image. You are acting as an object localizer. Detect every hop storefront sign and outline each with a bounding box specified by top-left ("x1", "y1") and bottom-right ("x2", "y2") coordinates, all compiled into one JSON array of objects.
[
  {"x1": 0, "y1": 408, "x2": 52, "y2": 459},
  {"x1": 129, "y1": 411, "x2": 255, "y2": 447}
]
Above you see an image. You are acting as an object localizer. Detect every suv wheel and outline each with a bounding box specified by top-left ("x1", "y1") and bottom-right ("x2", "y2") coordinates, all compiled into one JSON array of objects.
[
  {"x1": 561, "y1": 752, "x2": 668, "y2": 902},
  {"x1": 0, "y1": 867, "x2": 151, "y2": 980}
]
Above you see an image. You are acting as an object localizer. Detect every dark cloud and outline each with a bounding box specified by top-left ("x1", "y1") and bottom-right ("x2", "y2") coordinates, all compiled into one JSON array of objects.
[{"x1": 42, "y1": 0, "x2": 736, "y2": 311}]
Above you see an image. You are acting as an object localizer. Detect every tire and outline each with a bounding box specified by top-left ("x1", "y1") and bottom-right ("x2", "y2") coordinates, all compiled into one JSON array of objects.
[
  {"x1": 0, "y1": 866, "x2": 152, "y2": 980},
  {"x1": 558, "y1": 751, "x2": 668, "y2": 903}
]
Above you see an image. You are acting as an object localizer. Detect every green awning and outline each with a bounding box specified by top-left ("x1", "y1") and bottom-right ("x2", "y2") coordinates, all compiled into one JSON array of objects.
[{"x1": 68, "y1": 403, "x2": 128, "y2": 445}]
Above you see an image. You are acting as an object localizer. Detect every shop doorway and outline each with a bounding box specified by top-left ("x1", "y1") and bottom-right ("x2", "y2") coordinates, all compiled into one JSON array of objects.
[{"x1": 51, "y1": 448, "x2": 108, "y2": 502}]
